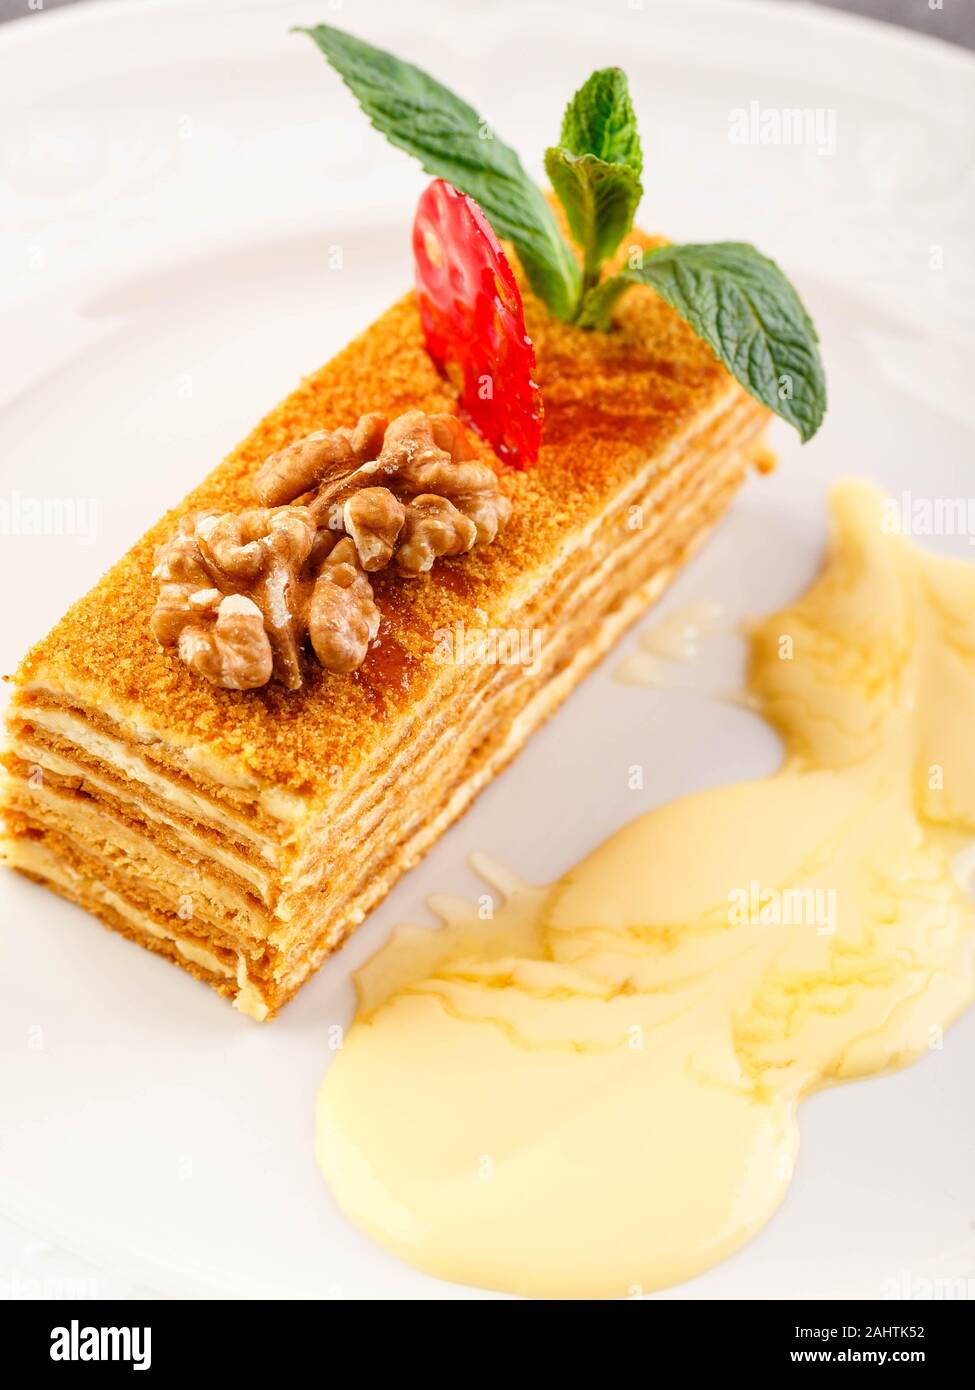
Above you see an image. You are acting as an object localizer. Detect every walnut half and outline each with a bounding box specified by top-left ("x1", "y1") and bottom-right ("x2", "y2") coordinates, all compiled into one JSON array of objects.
[
  {"x1": 254, "y1": 413, "x2": 387, "y2": 509},
  {"x1": 307, "y1": 536, "x2": 381, "y2": 673},
  {"x1": 150, "y1": 410, "x2": 513, "y2": 690}
]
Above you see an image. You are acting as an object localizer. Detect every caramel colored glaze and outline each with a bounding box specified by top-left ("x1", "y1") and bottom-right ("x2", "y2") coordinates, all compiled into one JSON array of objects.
[
  {"x1": 429, "y1": 559, "x2": 476, "y2": 603},
  {"x1": 352, "y1": 625, "x2": 416, "y2": 712},
  {"x1": 13, "y1": 232, "x2": 760, "y2": 803}
]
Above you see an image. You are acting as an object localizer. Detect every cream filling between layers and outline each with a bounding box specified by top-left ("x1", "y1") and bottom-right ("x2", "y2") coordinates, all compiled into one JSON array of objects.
[
  {"x1": 20, "y1": 681, "x2": 307, "y2": 826},
  {"x1": 7, "y1": 838, "x2": 235, "y2": 980},
  {"x1": 2, "y1": 776, "x2": 269, "y2": 937},
  {"x1": 2, "y1": 754, "x2": 274, "y2": 903},
  {"x1": 8, "y1": 709, "x2": 280, "y2": 864}
]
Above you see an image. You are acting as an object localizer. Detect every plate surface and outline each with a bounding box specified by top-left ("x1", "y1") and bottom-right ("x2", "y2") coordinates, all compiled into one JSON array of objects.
[{"x1": 1, "y1": 0, "x2": 974, "y2": 1300}]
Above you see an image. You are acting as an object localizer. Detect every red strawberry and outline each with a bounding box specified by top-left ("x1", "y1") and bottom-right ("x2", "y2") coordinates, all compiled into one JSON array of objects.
[{"x1": 413, "y1": 179, "x2": 542, "y2": 468}]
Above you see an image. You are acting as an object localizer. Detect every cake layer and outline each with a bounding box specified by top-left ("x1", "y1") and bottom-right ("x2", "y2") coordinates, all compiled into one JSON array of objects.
[
  {"x1": 3, "y1": 246, "x2": 772, "y2": 1016},
  {"x1": 6, "y1": 700, "x2": 292, "y2": 852},
  {"x1": 4, "y1": 438, "x2": 754, "y2": 1015}
]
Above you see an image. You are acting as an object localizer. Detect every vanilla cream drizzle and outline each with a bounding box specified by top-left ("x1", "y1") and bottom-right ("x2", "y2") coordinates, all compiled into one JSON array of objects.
[
  {"x1": 316, "y1": 482, "x2": 975, "y2": 1298},
  {"x1": 614, "y1": 599, "x2": 724, "y2": 685}
]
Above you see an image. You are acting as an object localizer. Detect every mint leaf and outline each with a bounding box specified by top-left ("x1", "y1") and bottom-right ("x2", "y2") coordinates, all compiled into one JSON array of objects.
[
  {"x1": 579, "y1": 243, "x2": 826, "y2": 441},
  {"x1": 560, "y1": 68, "x2": 642, "y2": 175},
  {"x1": 544, "y1": 148, "x2": 642, "y2": 280},
  {"x1": 297, "y1": 24, "x2": 581, "y2": 320},
  {"x1": 548, "y1": 68, "x2": 643, "y2": 292}
]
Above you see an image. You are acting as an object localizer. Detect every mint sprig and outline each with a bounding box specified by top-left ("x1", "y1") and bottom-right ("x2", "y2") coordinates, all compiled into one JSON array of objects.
[
  {"x1": 297, "y1": 25, "x2": 580, "y2": 321},
  {"x1": 297, "y1": 26, "x2": 827, "y2": 440},
  {"x1": 545, "y1": 68, "x2": 643, "y2": 293},
  {"x1": 581, "y1": 243, "x2": 827, "y2": 441}
]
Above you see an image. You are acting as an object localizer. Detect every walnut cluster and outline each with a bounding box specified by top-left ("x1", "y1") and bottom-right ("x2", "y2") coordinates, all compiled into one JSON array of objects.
[{"x1": 151, "y1": 411, "x2": 511, "y2": 690}]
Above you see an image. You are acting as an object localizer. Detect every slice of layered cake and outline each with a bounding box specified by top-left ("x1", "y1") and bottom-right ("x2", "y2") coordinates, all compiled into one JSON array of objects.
[
  {"x1": 1, "y1": 275, "x2": 770, "y2": 1018},
  {"x1": 1, "y1": 27, "x2": 825, "y2": 1019}
]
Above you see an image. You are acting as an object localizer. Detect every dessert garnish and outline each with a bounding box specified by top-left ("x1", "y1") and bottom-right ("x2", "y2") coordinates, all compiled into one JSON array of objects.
[
  {"x1": 413, "y1": 179, "x2": 542, "y2": 468},
  {"x1": 151, "y1": 410, "x2": 511, "y2": 689},
  {"x1": 299, "y1": 25, "x2": 827, "y2": 442}
]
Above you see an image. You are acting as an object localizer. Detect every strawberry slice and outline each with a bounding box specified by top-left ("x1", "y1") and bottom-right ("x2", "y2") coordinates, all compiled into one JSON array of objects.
[{"x1": 413, "y1": 179, "x2": 542, "y2": 468}]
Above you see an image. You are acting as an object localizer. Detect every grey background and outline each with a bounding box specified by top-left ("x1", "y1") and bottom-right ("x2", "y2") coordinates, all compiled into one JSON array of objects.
[{"x1": 0, "y1": 0, "x2": 973, "y2": 47}]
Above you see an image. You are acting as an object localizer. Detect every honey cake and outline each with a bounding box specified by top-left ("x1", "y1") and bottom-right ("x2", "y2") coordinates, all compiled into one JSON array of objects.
[{"x1": 1, "y1": 264, "x2": 771, "y2": 1019}]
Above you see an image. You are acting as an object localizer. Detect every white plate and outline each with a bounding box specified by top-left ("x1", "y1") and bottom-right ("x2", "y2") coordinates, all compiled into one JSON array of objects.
[{"x1": 1, "y1": 0, "x2": 974, "y2": 1300}]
